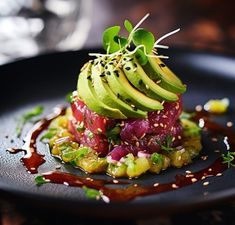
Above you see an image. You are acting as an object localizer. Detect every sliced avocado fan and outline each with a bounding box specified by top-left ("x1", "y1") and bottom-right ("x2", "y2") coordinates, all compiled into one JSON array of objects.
[
  {"x1": 122, "y1": 57, "x2": 179, "y2": 102},
  {"x1": 144, "y1": 54, "x2": 186, "y2": 94},
  {"x1": 91, "y1": 60, "x2": 147, "y2": 118},
  {"x1": 105, "y1": 61, "x2": 164, "y2": 111},
  {"x1": 77, "y1": 62, "x2": 127, "y2": 119}
]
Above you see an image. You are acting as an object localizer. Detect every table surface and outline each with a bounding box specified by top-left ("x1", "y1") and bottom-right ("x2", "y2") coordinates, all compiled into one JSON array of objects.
[{"x1": 1, "y1": 0, "x2": 235, "y2": 224}]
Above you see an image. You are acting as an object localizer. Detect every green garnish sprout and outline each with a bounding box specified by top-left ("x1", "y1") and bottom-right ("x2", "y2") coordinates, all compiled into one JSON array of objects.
[
  {"x1": 16, "y1": 105, "x2": 44, "y2": 137},
  {"x1": 89, "y1": 13, "x2": 180, "y2": 65},
  {"x1": 157, "y1": 135, "x2": 174, "y2": 153},
  {"x1": 222, "y1": 151, "x2": 235, "y2": 168}
]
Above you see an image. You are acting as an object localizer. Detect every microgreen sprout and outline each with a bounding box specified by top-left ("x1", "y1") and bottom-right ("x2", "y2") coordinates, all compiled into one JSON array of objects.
[
  {"x1": 89, "y1": 13, "x2": 180, "y2": 65},
  {"x1": 222, "y1": 151, "x2": 235, "y2": 168}
]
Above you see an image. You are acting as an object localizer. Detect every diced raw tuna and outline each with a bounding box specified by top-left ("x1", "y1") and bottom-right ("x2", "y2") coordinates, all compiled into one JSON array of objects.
[
  {"x1": 71, "y1": 98, "x2": 116, "y2": 135},
  {"x1": 69, "y1": 95, "x2": 183, "y2": 159}
]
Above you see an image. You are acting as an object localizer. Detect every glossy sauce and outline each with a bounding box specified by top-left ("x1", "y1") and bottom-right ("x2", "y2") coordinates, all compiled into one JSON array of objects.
[
  {"x1": 8, "y1": 108, "x2": 235, "y2": 201},
  {"x1": 7, "y1": 106, "x2": 66, "y2": 174}
]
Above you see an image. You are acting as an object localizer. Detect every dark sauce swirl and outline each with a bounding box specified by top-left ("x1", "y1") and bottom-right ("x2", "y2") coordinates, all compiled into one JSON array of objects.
[
  {"x1": 7, "y1": 106, "x2": 66, "y2": 174},
  {"x1": 7, "y1": 108, "x2": 235, "y2": 201}
]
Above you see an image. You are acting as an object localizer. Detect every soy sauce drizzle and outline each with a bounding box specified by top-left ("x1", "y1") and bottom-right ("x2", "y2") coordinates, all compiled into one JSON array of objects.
[
  {"x1": 36, "y1": 110, "x2": 235, "y2": 202},
  {"x1": 41, "y1": 157, "x2": 227, "y2": 202},
  {"x1": 7, "y1": 106, "x2": 66, "y2": 174},
  {"x1": 7, "y1": 108, "x2": 235, "y2": 202}
]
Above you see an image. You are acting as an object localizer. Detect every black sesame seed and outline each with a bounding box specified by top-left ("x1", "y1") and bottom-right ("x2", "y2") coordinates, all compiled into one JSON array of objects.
[
  {"x1": 138, "y1": 79, "x2": 143, "y2": 85},
  {"x1": 94, "y1": 61, "x2": 98, "y2": 66},
  {"x1": 125, "y1": 67, "x2": 131, "y2": 71},
  {"x1": 114, "y1": 70, "x2": 119, "y2": 77},
  {"x1": 100, "y1": 73, "x2": 105, "y2": 77},
  {"x1": 105, "y1": 65, "x2": 108, "y2": 69},
  {"x1": 129, "y1": 58, "x2": 134, "y2": 61},
  {"x1": 87, "y1": 75, "x2": 92, "y2": 80},
  {"x1": 109, "y1": 62, "x2": 114, "y2": 65},
  {"x1": 126, "y1": 98, "x2": 131, "y2": 103},
  {"x1": 159, "y1": 63, "x2": 166, "y2": 67},
  {"x1": 106, "y1": 71, "x2": 111, "y2": 76},
  {"x1": 117, "y1": 93, "x2": 120, "y2": 98},
  {"x1": 133, "y1": 63, "x2": 137, "y2": 68}
]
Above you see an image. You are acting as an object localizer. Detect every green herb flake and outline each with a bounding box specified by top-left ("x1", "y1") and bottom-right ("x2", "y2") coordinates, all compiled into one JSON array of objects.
[
  {"x1": 16, "y1": 105, "x2": 44, "y2": 137},
  {"x1": 87, "y1": 130, "x2": 94, "y2": 139},
  {"x1": 82, "y1": 186, "x2": 101, "y2": 199},
  {"x1": 222, "y1": 151, "x2": 235, "y2": 168},
  {"x1": 40, "y1": 128, "x2": 58, "y2": 141},
  {"x1": 66, "y1": 92, "x2": 73, "y2": 103},
  {"x1": 180, "y1": 111, "x2": 196, "y2": 120},
  {"x1": 35, "y1": 175, "x2": 49, "y2": 186},
  {"x1": 151, "y1": 153, "x2": 164, "y2": 165},
  {"x1": 157, "y1": 135, "x2": 174, "y2": 153}
]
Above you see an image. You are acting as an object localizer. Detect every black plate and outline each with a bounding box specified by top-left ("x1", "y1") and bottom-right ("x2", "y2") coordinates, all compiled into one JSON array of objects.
[{"x1": 0, "y1": 48, "x2": 235, "y2": 219}]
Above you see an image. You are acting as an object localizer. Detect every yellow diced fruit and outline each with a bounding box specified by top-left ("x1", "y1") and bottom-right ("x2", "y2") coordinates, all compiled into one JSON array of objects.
[
  {"x1": 204, "y1": 98, "x2": 229, "y2": 114},
  {"x1": 107, "y1": 163, "x2": 127, "y2": 178},
  {"x1": 183, "y1": 136, "x2": 202, "y2": 158},
  {"x1": 168, "y1": 149, "x2": 191, "y2": 168},
  {"x1": 126, "y1": 157, "x2": 150, "y2": 178},
  {"x1": 76, "y1": 152, "x2": 108, "y2": 173},
  {"x1": 50, "y1": 115, "x2": 68, "y2": 129}
]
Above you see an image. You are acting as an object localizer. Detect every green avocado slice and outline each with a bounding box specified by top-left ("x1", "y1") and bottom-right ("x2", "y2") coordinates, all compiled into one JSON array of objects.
[
  {"x1": 105, "y1": 63, "x2": 164, "y2": 111},
  {"x1": 91, "y1": 62, "x2": 147, "y2": 118},
  {"x1": 144, "y1": 55, "x2": 186, "y2": 94},
  {"x1": 123, "y1": 57, "x2": 179, "y2": 102},
  {"x1": 77, "y1": 62, "x2": 127, "y2": 119}
]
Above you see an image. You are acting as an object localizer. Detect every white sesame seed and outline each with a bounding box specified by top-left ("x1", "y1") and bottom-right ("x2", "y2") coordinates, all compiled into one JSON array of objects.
[
  {"x1": 113, "y1": 179, "x2": 119, "y2": 184},
  {"x1": 211, "y1": 137, "x2": 218, "y2": 142},
  {"x1": 195, "y1": 105, "x2": 202, "y2": 111},
  {"x1": 172, "y1": 184, "x2": 179, "y2": 189},
  {"x1": 216, "y1": 173, "x2": 222, "y2": 177},
  {"x1": 208, "y1": 168, "x2": 212, "y2": 172},
  {"x1": 136, "y1": 141, "x2": 140, "y2": 147},
  {"x1": 191, "y1": 178, "x2": 197, "y2": 183},
  {"x1": 160, "y1": 123, "x2": 164, "y2": 127},
  {"x1": 227, "y1": 121, "x2": 233, "y2": 127},
  {"x1": 153, "y1": 123, "x2": 159, "y2": 127},
  {"x1": 134, "y1": 184, "x2": 138, "y2": 187},
  {"x1": 203, "y1": 181, "x2": 209, "y2": 186},
  {"x1": 186, "y1": 170, "x2": 192, "y2": 174},
  {"x1": 201, "y1": 155, "x2": 208, "y2": 161},
  {"x1": 153, "y1": 183, "x2": 159, "y2": 187}
]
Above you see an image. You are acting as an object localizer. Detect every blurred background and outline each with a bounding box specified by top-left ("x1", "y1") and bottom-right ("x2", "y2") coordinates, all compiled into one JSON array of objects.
[
  {"x1": 0, "y1": 0, "x2": 235, "y2": 64},
  {"x1": 0, "y1": 0, "x2": 234, "y2": 64}
]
